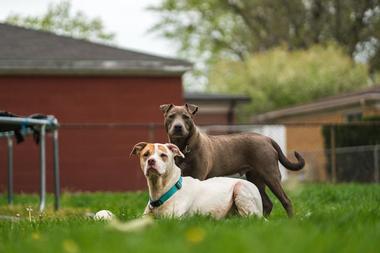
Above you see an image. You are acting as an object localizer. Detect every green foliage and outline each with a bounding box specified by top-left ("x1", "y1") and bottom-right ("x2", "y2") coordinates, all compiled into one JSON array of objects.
[
  {"x1": 151, "y1": 0, "x2": 380, "y2": 72},
  {"x1": 1, "y1": 185, "x2": 380, "y2": 253},
  {"x1": 4, "y1": 1, "x2": 115, "y2": 43},
  {"x1": 149, "y1": 0, "x2": 249, "y2": 61},
  {"x1": 208, "y1": 45, "x2": 371, "y2": 115}
]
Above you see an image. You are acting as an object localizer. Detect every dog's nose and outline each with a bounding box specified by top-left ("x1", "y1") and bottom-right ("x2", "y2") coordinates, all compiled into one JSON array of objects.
[
  {"x1": 174, "y1": 125, "x2": 183, "y2": 131},
  {"x1": 148, "y1": 158, "x2": 156, "y2": 166}
]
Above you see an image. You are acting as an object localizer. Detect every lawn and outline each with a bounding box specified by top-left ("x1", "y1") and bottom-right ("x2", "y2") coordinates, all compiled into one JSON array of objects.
[{"x1": 0, "y1": 184, "x2": 379, "y2": 253}]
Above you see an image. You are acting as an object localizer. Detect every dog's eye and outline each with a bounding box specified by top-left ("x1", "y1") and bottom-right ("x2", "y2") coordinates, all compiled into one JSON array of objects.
[
  {"x1": 143, "y1": 152, "x2": 149, "y2": 157},
  {"x1": 160, "y1": 153, "x2": 168, "y2": 158},
  {"x1": 168, "y1": 114, "x2": 175, "y2": 119},
  {"x1": 182, "y1": 114, "x2": 190, "y2": 120}
]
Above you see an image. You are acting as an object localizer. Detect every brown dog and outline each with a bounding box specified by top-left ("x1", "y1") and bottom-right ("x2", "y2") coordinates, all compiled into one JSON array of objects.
[{"x1": 160, "y1": 103, "x2": 305, "y2": 217}]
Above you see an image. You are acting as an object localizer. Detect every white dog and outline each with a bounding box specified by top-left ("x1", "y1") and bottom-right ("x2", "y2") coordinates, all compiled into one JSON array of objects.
[{"x1": 131, "y1": 142, "x2": 263, "y2": 219}]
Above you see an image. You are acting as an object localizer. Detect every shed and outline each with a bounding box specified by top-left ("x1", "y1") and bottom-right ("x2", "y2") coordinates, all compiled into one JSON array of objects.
[
  {"x1": 184, "y1": 92, "x2": 250, "y2": 125},
  {"x1": 252, "y1": 85, "x2": 380, "y2": 181}
]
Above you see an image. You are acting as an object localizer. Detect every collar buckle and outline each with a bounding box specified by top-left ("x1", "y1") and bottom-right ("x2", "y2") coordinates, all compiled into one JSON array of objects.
[
  {"x1": 184, "y1": 145, "x2": 191, "y2": 154},
  {"x1": 175, "y1": 179, "x2": 182, "y2": 189}
]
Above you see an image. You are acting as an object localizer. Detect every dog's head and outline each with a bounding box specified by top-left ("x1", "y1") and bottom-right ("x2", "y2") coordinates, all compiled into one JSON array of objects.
[
  {"x1": 160, "y1": 104, "x2": 198, "y2": 139},
  {"x1": 130, "y1": 142, "x2": 185, "y2": 177}
]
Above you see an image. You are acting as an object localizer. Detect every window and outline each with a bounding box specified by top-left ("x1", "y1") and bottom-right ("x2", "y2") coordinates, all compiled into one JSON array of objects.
[{"x1": 345, "y1": 112, "x2": 363, "y2": 122}]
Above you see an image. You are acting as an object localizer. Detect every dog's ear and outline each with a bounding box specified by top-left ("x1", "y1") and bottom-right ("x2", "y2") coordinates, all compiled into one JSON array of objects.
[
  {"x1": 185, "y1": 103, "x2": 198, "y2": 115},
  {"x1": 160, "y1": 104, "x2": 174, "y2": 114},
  {"x1": 165, "y1": 143, "x2": 185, "y2": 158},
  {"x1": 130, "y1": 142, "x2": 148, "y2": 157}
]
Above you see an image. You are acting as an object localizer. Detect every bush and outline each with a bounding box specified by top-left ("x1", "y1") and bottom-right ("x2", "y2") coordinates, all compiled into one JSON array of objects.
[{"x1": 208, "y1": 44, "x2": 372, "y2": 118}]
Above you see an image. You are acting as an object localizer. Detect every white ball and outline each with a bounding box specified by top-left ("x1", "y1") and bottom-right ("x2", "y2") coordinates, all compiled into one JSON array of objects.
[{"x1": 94, "y1": 210, "x2": 114, "y2": 221}]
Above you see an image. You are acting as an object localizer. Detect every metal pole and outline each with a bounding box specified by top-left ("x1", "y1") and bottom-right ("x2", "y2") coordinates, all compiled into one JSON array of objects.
[
  {"x1": 227, "y1": 101, "x2": 236, "y2": 134},
  {"x1": 39, "y1": 125, "x2": 46, "y2": 212},
  {"x1": 53, "y1": 130, "x2": 60, "y2": 210},
  {"x1": 374, "y1": 144, "x2": 379, "y2": 183},
  {"x1": 7, "y1": 135, "x2": 13, "y2": 205},
  {"x1": 0, "y1": 116, "x2": 54, "y2": 126},
  {"x1": 330, "y1": 125, "x2": 337, "y2": 183}
]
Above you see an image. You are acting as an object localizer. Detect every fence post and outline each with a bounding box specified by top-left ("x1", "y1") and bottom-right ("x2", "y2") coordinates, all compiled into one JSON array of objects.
[
  {"x1": 374, "y1": 144, "x2": 379, "y2": 183},
  {"x1": 148, "y1": 123, "x2": 155, "y2": 142},
  {"x1": 330, "y1": 125, "x2": 337, "y2": 183}
]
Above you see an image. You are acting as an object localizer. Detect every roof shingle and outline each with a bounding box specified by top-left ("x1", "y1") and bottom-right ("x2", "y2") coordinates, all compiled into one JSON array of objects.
[{"x1": 0, "y1": 23, "x2": 192, "y2": 75}]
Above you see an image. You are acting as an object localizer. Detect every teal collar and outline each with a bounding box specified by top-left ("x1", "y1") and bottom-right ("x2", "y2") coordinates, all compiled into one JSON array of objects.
[{"x1": 149, "y1": 176, "x2": 183, "y2": 208}]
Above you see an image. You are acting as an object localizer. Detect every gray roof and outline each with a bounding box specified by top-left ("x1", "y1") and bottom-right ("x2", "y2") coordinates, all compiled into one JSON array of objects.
[
  {"x1": 185, "y1": 92, "x2": 250, "y2": 103},
  {"x1": 0, "y1": 23, "x2": 192, "y2": 76},
  {"x1": 252, "y1": 85, "x2": 380, "y2": 122}
]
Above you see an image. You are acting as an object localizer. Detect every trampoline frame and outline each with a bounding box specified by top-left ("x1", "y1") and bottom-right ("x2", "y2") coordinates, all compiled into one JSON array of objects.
[{"x1": 0, "y1": 116, "x2": 60, "y2": 211}]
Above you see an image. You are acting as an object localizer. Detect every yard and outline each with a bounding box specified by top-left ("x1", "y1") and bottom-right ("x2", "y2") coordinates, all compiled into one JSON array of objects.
[{"x1": 0, "y1": 184, "x2": 379, "y2": 253}]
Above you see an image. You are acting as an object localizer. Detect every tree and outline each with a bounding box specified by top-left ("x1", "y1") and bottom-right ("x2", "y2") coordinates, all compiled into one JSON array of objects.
[
  {"x1": 208, "y1": 45, "x2": 372, "y2": 118},
  {"x1": 150, "y1": 0, "x2": 380, "y2": 72},
  {"x1": 5, "y1": 1, "x2": 115, "y2": 43}
]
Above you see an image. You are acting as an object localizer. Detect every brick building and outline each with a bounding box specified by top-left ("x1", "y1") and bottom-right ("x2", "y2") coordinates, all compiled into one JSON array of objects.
[{"x1": 0, "y1": 23, "x2": 191, "y2": 192}]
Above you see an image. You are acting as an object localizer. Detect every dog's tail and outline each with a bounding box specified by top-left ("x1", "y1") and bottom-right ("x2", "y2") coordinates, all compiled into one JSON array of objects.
[{"x1": 271, "y1": 139, "x2": 305, "y2": 171}]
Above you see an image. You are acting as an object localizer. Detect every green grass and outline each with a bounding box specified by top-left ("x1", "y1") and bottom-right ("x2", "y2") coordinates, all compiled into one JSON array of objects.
[{"x1": 1, "y1": 184, "x2": 380, "y2": 253}]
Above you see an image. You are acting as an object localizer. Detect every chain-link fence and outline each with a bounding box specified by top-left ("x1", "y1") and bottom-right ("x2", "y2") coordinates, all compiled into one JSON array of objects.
[
  {"x1": 295, "y1": 145, "x2": 380, "y2": 183},
  {"x1": 334, "y1": 145, "x2": 379, "y2": 182},
  {"x1": 2, "y1": 121, "x2": 379, "y2": 194}
]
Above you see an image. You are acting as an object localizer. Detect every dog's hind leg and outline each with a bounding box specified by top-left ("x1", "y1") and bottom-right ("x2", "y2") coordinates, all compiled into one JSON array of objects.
[
  {"x1": 246, "y1": 171, "x2": 273, "y2": 217},
  {"x1": 232, "y1": 181, "x2": 263, "y2": 217},
  {"x1": 264, "y1": 176, "x2": 293, "y2": 218}
]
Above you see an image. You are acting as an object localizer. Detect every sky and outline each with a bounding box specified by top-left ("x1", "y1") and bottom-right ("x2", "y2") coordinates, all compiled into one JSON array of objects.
[{"x1": 0, "y1": 0, "x2": 177, "y2": 58}]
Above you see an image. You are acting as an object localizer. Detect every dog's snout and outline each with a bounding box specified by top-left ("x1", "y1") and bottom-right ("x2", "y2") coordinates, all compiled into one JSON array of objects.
[
  {"x1": 174, "y1": 125, "x2": 183, "y2": 131},
  {"x1": 148, "y1": 158, "x2": 156, "y2": 166}
]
